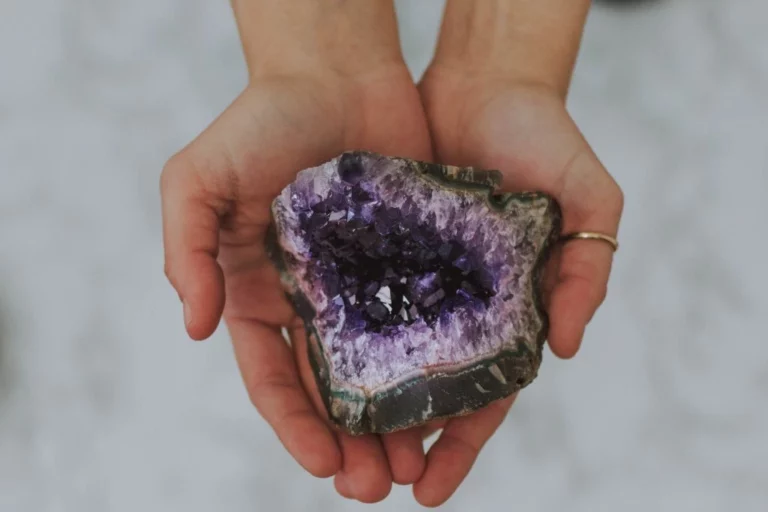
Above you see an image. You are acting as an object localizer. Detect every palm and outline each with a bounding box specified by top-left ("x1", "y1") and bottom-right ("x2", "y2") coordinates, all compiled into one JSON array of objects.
[
  {"x1": 387, "y1": 70, "x2": 625, "y2": 506},
  {"x1": 210, "y1": 73, "x2": 432, "y2": 329},
  {"x1": 421, "y1": 70, "x2": 624, "y2": 356}
]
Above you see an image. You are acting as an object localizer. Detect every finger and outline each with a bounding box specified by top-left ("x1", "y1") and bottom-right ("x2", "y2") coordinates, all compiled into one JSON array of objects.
[
  {"x1": 381, "y1": 429, "x2": 426, "y2": 485},
  {"x1": 546, "y1": 241, "x2": 614, "y2": 358},
  {"x1": 289, "y1": 323, "x2": 396, "y2": 498},
  {"x1": 541, "y1": 244, "x2": 562, "y2": 310},
  {"x1": 229, "y1": 318, "x2": 341, "y2": 478},
  {"x1": 414, "y1": 396, "x2": 515, "y2": 507},
  {"x1": 421, "y1": 420, "x2": 447, "y2": 441},
  {"x1": 287, "y1": 322, "x2": 342, "y2": 427},
  {"x1": 334, "y1": 433, "x2": 392, "y2": 503},
  {"x1": 546, "y1": 148, "x2": 623, "y2": 358},
  {"x1": 160, "y1": 155, "x2": 225, "y2": 340},
  {"x1": 220, "y1": 251, "x2": 296, "y2": 327}
]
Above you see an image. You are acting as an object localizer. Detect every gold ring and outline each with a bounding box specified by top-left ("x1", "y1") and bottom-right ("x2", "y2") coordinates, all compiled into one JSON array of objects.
[{"x1": 561, "y1": 232, "x2": 619, "y2": 252}]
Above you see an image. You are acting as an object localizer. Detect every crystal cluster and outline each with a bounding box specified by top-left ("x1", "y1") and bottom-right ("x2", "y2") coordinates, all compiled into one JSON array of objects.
[
  {"x1": 269, "y1": 151, "x2": 561, "y2": 434},
  {"x1": 301, "y1": 156, "x2": 495, "y2": 335}
]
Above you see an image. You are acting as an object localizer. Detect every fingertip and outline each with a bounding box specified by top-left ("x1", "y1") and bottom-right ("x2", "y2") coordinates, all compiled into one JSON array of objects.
[
  {"x1": 546, "y1": 284, "x2": 589, "y2": 359},
  {"x1": 547, "y1": 321, "x2": 583, "y2": 359},
  {"x1": 184, "y1": 305, "x2": 221, "y2": 341},
  {"x1": 161, "y1": 154, "x2": 227, "y2": 341},
  {"x1": 305, "y1": 450, "x2": 342, "y2": 479},
  {"x1": 337, "y1": 433, "x2": 392, "y2": 503},
  {"x1": 413, "y1": 481, "x2": 449, "y2": 508},
  {"x1": 334, "y1": 473, "x2": 354, "y2": 499},
  {"x1": 546, "y1": 237, "x2": 614, "y2": 359},
  {"x1": 335, "y1": 467, "x2": 392, "y2": 503},
  {"x1": 548, "y1": 339, "x2": 580, "y2": 360},
  {"x1": 180, "y1": 255, "x2": 225, "y2": 341},
  {"x1": 353, "y1": 476, "x2": 392, "y2": 504},
  {"x1": 185, "y1": 313, "x2": 222, "y2": 341},
  {"x1": 382, "y1": 431, "x2": 426, "y2": 485},
  {"x1": 412, "y1": 439, "x2": 472, "y2": 508},
  {"x1": 315, "y1": 445, "x2": 343, "y2": 479}
]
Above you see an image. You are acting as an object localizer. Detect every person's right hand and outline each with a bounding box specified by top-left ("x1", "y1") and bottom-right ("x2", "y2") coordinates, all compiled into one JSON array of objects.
[
  {"x1": 403, "y1": 0, "x2": 624, "y2": 505},
  {"x1": 160, "y1": 56, "x2": 433, "y2": 502}
]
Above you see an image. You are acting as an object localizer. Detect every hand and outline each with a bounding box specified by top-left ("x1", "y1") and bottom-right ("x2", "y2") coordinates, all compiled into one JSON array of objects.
[
  {"x1": 160, "y1": 62, "x2": 433, "y2": 501},
  {"x1": 410, "y1": 65, "x2": 624, "y2": 505}
]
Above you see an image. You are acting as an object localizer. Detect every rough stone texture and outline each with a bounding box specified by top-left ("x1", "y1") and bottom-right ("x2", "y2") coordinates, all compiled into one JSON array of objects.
[{"x1": 269, "y1": 151, "x2": 561, "y2": 434}]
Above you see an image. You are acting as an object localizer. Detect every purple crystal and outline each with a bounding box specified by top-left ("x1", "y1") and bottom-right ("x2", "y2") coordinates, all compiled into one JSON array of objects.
[{"x1": 269, "y1": 151, "x2": 561, "y2": 434}]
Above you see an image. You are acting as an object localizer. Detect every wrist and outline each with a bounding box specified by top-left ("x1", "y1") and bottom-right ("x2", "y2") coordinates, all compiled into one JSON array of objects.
[
  {"x1": 430, "y1": 0, "x2": 591, "y2": 97},
  {"x1": 231, "y1": 0, "x2": 407, "y2": 81}
]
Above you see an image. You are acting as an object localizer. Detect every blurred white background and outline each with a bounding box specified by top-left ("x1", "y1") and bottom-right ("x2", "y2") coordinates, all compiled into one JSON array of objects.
[{"x1": 1, "y1": 0, "x2": 767, "y2": 510}]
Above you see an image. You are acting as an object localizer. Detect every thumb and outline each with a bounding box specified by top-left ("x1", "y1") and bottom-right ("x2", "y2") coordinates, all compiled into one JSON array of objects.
[{"x1": 160, "y1": 153, "x2": 226, "y2": 340}]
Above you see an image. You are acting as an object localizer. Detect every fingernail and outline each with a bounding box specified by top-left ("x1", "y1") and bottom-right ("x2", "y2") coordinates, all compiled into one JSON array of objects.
[{"x1": 183, "y1": 300, "x2": 192, "y2": 329}]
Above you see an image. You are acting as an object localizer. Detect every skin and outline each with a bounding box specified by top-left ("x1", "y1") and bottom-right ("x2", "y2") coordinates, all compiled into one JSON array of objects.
[
  {"x1": 413, "y1": 3, "x2": 623, "y2": 505},
  {"x1": 160, "y1": 0, "x2": 623, "y2": 507}
]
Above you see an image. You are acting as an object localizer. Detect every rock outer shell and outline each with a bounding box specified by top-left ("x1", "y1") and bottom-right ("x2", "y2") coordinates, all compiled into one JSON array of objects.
[{"x1": 267, "y1": 151, "x2": 562, "y2": 435}]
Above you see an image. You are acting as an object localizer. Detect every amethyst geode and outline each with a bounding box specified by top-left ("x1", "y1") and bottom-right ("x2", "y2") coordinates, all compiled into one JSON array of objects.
[{"x1": 268, "y1": 151, "x2": 561, "y2": 434}]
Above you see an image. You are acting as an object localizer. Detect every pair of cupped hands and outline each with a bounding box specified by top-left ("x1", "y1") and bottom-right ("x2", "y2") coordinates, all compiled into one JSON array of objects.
[{"x1": 160, "y1": 51, "x2": 623, "y2": 506}]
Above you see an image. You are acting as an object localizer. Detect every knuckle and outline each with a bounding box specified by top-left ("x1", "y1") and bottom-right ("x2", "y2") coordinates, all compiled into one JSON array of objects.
[
  {"x1": 358, "y1": 481, "x2": 392, "y2": 504},
  {"x1": 163, "y1": 259, "x2": 179, "y2": 288},
  {"x1": 594, "y1": 283, "x2": 609, "y2": 305},
  {"x1": 606, "y1": 178, "x2": 625, "y2": 218},
  {"x1": 247, "y1": 372, "x2": 298, "y2": 408},
  {"x1": 275, "y1": 406, "x2": 313, "y2": 431},
  {"x1": 163, "y1": 260, "x2": 173, "y2": 281},
  {"x1": 612, "y1": 187, "x2": 625, "y2": 216},
  {"x1": 160, "y1": 151, "x2": 188, "y2": 193}
]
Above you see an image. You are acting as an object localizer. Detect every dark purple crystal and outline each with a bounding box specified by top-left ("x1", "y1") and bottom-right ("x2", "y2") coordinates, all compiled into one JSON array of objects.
[{"x1": 298, "y1": 189, "x2": 495, "y2": 334}]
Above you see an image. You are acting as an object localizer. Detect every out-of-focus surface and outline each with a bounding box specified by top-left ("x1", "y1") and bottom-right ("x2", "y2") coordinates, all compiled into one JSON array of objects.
[{"x1": 1, "y1": 0, "x2": 767, "y2": 510}]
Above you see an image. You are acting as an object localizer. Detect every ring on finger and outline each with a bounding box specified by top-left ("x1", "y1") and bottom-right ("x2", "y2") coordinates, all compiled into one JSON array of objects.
[{"x1": 560, "y1": 231, "x2": 619, "y2": 252}]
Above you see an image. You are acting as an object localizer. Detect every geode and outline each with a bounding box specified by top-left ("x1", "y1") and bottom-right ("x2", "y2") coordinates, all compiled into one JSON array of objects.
[{"x1": 267, "y1": 151, "x2": 561, "y2": 435}]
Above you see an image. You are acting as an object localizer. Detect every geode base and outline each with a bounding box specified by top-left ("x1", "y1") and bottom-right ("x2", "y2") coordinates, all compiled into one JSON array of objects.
[{"x1": 268, "y1": 151, "x2": 561, "y2": 435}]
